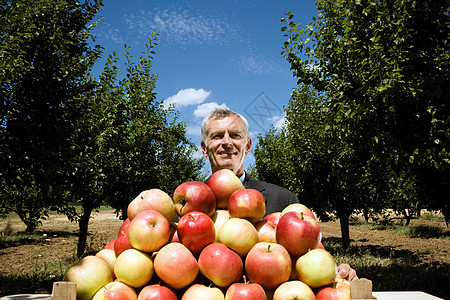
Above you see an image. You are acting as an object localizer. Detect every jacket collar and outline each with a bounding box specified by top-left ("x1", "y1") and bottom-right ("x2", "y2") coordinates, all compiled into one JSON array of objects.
[{"x1": 243, "y1": 172, "x2": 265, "y2": 192}]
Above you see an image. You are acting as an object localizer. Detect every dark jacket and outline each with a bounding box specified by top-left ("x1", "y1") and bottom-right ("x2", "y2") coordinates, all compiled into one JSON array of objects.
[{"x1": 243, "y1": 173, "x2": 299, "y2": 216}]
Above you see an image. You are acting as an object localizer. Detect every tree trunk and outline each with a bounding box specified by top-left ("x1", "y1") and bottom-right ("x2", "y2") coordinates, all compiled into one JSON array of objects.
[
  {"x1": 337, "y1": 208, "x2": 351, "y2": 250},
  {"x1": 121, "y1": 202, "x2": 128, "y2": 220},
  {"x1": 404, "y1": 209, "x2": 411, "y2": 226},
  {"x1": 25, "y1": 221, "x2": 38, "y2": 233},
  {"x1": 77, "y1": 207, "x2": 92, "y2": 257},
  {"x1": 363, "y1": 209, "x2": 369, "y2": 223}
]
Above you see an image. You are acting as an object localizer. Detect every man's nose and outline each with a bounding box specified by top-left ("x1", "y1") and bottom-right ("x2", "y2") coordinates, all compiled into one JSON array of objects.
[{"x1": 221, "y1": 133, "x2": 232, "y2": 145}]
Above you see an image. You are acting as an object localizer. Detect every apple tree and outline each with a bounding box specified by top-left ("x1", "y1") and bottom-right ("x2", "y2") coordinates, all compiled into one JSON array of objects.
[
  {"x1": 280, "y1": 0, "x2": 449, "y2": 223},
  {"x1": 0, "y1": 0, "x2": 103, "y2": 231},
  {"x1": 65, "y1": 35, "x2": 204, "y2": 256},
  {"x1": 254, "y1": 85, "x2": 384, "y2": 249}
]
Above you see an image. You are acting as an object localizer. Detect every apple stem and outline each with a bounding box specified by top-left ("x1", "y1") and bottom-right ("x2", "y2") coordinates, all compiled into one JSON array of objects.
[
  {"x1": 243, "y1": 275, "x2": 248, "y2": 284},
  {"x1": 300, "y1": 211, "x2": 304, "y2": 220}
]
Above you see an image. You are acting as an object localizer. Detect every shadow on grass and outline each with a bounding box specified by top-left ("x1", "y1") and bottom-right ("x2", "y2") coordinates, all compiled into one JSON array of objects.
[
  {"x1": 351, "y1": 220, "x2": 450, "y2": 239},
  {"x1": 0, "y1": 230, "x2": 78, "y2": 250},
  {"x1": 323, "y1": 237, "x2": 450, "y2": 299},
  {"x1": 397, "y1": 224, "x2": 450, "y2": 239},
  {"x1": 0, "y1": 273, "x2": 61, "y2": 297}
]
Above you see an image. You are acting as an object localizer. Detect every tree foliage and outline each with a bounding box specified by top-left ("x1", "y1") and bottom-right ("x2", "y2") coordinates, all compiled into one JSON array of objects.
[
  {"x1": 280, "y1": 0, "x2": 449, "y2": 219},
  {"x1": 0, "y1": 0, "x2": 103, "y2": 231},
  {"x1": 1, "y1": 1, "x2": 204, "y2": 256},
  {"x1": 281, "y1": 0, "x2": 449, "y2": 171},
  {"x1": 65, "y1": 35, "x2": 205, "y2": 257},
  {"x1": 255, "y1": 0, "x2": 449, "y2": 247}
]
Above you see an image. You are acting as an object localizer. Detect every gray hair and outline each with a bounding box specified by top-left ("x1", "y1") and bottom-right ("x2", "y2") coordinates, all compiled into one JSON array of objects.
[{"x1": 201, "y1": 108, "x2": 250, "y2": 143}]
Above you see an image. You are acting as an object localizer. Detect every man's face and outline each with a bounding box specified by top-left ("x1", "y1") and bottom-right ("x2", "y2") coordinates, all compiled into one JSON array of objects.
[{"x1": 201, "y1": 115, "x2": 252, "y2": 177}]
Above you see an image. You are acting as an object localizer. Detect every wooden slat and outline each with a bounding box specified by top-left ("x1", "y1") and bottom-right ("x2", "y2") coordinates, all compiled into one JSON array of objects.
[
  {"x1": 50, "y1": 281, "x2": 76, "y2": 300},
  {"x1": 351, "y1": 278, "x2": 376, "y2": 299}
]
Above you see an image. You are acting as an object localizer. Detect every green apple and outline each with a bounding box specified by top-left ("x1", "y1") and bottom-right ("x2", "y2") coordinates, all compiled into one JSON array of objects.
[
  {"x1": 114, "y1": 249, "x2": 154, "y2": 288},
  {"x1": 181, "y1": 284, "x2": 225, "y2": 300},
  {"x1": 63, "y1": 255, "x2": 113, "y2": 300},
  {"x1": 218, "y1": 218, "x2": 259, "y2": 256},
  {"x1": 273, "y1": 280, "x2": 315, "y2": 300},
  {"x1": 296, "y1": 248, "x2": 337, "y2": 288}
]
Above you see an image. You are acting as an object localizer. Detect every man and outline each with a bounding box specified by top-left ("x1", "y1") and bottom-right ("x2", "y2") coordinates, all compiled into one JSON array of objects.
[
  {"x1": 200, "y1": 108, "x2": 358, "y2": 281},
  {"x1": 200, "y1": 108, "x2": 299, "y2": 216}
]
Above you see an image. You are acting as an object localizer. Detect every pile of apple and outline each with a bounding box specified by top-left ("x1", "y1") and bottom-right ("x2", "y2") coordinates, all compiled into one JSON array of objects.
[{"x1": 63, "y1": 169, "x2": 351, "y2": 300}]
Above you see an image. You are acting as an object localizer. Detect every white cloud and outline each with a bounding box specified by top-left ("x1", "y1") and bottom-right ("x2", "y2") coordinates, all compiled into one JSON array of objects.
[
  {"x1": 193, "y1": 102, "x2": 229, "y2": 119},
  {"x1": 186, "y1": 125, "x2": 201, "y2": 136},
  {"x1": 234, "y1": 54, "x2": 281, "y2": 75},
  {"x1": 270, "y1": 112, "x2": 287, "y2": 129},
  {"x1": 163, "y1": 88, "x2": 211, "y2": 109},
  {"x1": 193, "y1": 145, "x2": 206, "y2": 159},
  {"x1": 123, "y1": 7, "x2": 242, "y2": 46}
]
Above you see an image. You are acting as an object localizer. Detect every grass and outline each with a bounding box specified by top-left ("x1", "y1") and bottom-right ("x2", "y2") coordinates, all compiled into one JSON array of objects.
[
  {"x1": 0, "y1": 228, "x2": 107, "y2": 297},
  {"x1": 323, "y1": 237, "x2": 450, "y2": 299},
  {"x1": 393, "y1": 224, "x2": 449, "y2": 239},
  {"x1": 350, "y1": 214, "x2": 450, "y2": 240}
]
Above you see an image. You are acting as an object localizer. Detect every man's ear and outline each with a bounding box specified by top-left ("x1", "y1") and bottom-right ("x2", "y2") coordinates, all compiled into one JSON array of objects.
[
  {"x1": 200, "y1": 140, "x2": 208, "y2": 158},
  {"x1": 245, "y1": 137, "x2": 252, "y2": 155}
]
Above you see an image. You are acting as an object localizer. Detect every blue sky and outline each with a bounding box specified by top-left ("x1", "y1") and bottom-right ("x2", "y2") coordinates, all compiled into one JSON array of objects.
[{"x1": 90, "y1": 0, "x2": 318, "y2": 174}]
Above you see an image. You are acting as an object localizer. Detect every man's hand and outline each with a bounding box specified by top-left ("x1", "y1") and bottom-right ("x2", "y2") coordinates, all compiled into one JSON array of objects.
[{"x1": 337, "y1": 263, "x2": 358, "y2": 281}]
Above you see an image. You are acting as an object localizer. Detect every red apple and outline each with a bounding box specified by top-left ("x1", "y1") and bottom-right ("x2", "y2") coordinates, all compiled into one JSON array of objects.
[
  {"x1": 127, "y1": 209, "x2": 170, "y2": 253},
  {"x1": 264, "y1": 212, "x2": 281, "y2": 226},
  {"x1": 181, "y1": 284, "x2": 225, "y2": 300},
  {"x1": 218, "y1": 218, "x2": 259, "y2": 256},
  {"x1": 177, "y1": 211, "x2": 216, "y2": 253},
  {"x1": 211, "y1": 209, "x2": 230, "y2": 242},
  {"x1": 173, "y1": 181, "x2": 216, "y2": 217},
  {"x1": 315, "y1": 278, "x2": 351, "y2": 300},
  {"x1": 105, "y1": 238, "x2": 116, "y2": 250},
  {"x1": 207, "y1": 169, "x2": 244, "y2": 209},
  {"x1": 169, "y1": 222, "x2": 180, "y2": 243},
  {"x1": 276, "y1": 211, "x2": 321, "y2": 256},
  {"x1": 272, "y1": 280, "x2": 315, "y2": 300},
  {"x1": 127, "y1": 189, "x2": 175, "y2": 223},
  {"x1": 114, "y1": 235, "x2": 133, "y2": 257},
  {"x1": 137, "y1": 284, "x2": 177, "y2": 300},
  {"x1": 228, "y1": 189, "x2": 266, "y2": 223},
  {"x1": 92, "y1": 281, "x2": 137, "y2": 300},
  {"x1": 118, "y1": 218, "x2": 131, "y2": 237},
  {"x1": 114, "y1": 249, "x2": 154, "y2": 288},
  {"x1": 254, "y1": 219, "x2": 277, "y2": 243},
  {"x1": 280, "y1": 203, "x2": 316, "y2": 220},
  {"x1": 198, "y1": 243, "x2": 244, "y2": 287},
  {"x1": 244, "y1": 242, "x2": 291, "y2": 290},
  {"x1": 296, "y1": 248, "x2": 337, "y2": 288},
  {"x1": 225, "y1": 280, "x2": 266, "y2": 300},
  {"x1": 63, "y1": 255, "x2": 113, "y2": 300},
  {"x1": 153, "y1": 242, "x2": 199, "y2": 290},
  {"x1": 170, "y1": 229, "x2": 180, "y2": 243}
]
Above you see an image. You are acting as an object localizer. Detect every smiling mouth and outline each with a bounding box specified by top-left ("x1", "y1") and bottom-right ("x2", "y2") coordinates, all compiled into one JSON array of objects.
[{"x1": 218, "y1": 151, "x2": 237, "y2": 156}]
